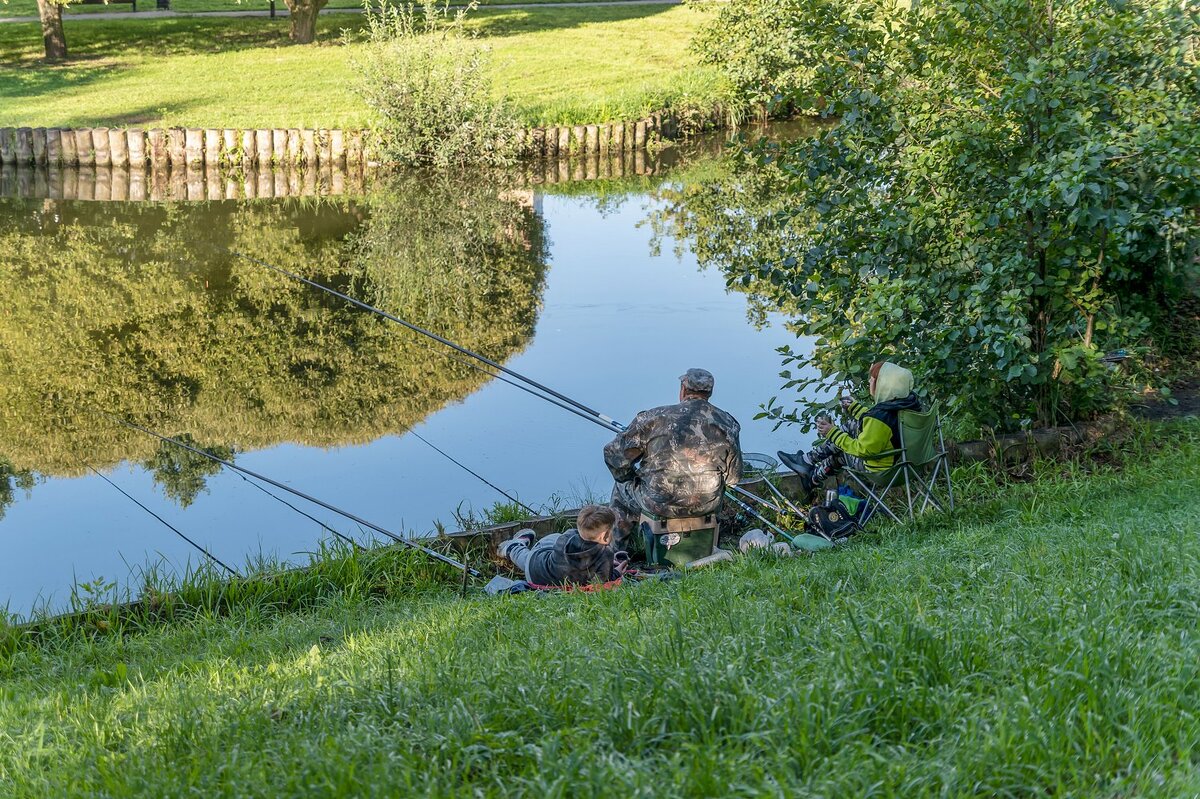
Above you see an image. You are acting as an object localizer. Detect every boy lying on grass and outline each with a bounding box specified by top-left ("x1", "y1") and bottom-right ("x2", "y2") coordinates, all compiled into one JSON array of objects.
[
  {"x1": 498, "y1": 504, "x2": 630, "y2": 587},
  {"x1": 778, "y1": 361, "x2": 922, "y2": 494}
]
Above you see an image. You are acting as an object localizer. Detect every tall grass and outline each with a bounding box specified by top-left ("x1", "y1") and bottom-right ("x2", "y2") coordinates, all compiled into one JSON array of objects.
[{"x1": 1, "y1": 419, "x2": 1198, "y2": 797}]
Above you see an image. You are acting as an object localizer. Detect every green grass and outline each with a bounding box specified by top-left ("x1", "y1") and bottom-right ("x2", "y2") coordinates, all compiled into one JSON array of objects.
[
  {"x1": 3, "y1": 418, "x2": 1200, "y2": 796},
  {"x1": 0, "y1": 0, "x2": 625, "y2": 18},
  {"x1": 0, "y1": 4, "x2": 722, "y2": 127}
]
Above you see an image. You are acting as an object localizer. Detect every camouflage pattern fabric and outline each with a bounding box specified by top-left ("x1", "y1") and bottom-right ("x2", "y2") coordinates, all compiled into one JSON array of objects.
[{"x1": 604, "y1": 398, "x2": 743, "y2": 547}]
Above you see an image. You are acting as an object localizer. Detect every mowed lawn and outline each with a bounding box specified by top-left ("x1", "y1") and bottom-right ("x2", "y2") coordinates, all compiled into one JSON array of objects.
[
  {"x1": 0, "y1": 4, "x2": 720, "y2": 128},
  {"x1": 0, "y1": 0, "x2": 625, "y2": 17},
  {"x1": 2, "y1": 420, "x2": 1200, "y2": 796}
]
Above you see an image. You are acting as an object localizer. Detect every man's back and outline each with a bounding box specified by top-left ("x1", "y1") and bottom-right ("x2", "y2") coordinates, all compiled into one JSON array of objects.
[{"x1": 604, "y1": 398, "x2": 743, "y2": 519}]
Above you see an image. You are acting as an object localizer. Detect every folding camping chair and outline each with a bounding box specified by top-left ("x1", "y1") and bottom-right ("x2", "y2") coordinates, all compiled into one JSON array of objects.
[{"x1": 843, "y1": 401, "x2": 954, "y2": 525}]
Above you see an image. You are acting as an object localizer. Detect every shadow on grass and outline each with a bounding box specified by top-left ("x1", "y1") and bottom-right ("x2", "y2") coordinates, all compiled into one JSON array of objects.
[{"x1": 0, "y1": 2, "x2": 678, "y2": 66}]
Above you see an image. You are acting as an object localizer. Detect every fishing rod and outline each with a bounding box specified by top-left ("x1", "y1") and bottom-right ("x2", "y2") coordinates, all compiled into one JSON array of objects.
[
  {"x1": 410, "y1": 431, "x2": 538, "y2": 517},
  {"x1": 229, "y1": 251, "x2": 625, "y2": 431},
  {"x1": 234, "y1": 253, "x2": 807, "y2": 540},
  {"x1": 97, "y1": 411, "x2": 481, "y2": 577},
  {"x1": 229, "y1": 468, "x2": 366, "y2": 551},
  {"x1": 81, "y1": 462, "x2": 241, "y2": 577}
]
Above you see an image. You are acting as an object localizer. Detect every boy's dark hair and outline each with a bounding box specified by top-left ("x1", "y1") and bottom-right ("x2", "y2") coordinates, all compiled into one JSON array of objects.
[{"x1": 577, "y1": 504, "x2": 616, "y2": 534}]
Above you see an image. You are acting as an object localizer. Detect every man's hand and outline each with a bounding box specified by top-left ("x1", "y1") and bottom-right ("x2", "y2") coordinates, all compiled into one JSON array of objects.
[
  {"x1": 613, "y1": 551, "x2": 631, "y2": 575},
  {"x1": 815, "y1": 416, "x2": 833, "y2": 438}
]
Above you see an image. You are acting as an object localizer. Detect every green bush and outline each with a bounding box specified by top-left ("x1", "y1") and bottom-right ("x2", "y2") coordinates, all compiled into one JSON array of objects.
[
  {"x1": 681, "y1": 0, "x2": 1200, "y2": 432},
  {"x1": 351, "y1": 0, "x2": 522, "y2": 167}
]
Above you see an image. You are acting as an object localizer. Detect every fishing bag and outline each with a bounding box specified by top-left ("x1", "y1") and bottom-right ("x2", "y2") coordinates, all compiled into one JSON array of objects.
[{"x1": 806, "y1": 492, "x2": 863, "y2": 540}]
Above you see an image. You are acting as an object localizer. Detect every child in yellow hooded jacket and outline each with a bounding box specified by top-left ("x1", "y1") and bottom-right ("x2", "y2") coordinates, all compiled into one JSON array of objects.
[{"x1": 778, "y1": 362, "x2": 921, "y2": 491}]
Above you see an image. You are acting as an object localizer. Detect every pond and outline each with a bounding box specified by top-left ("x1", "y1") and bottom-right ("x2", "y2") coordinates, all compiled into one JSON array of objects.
[{"x1": 0, "y1": 131, "x2": 821, "y2": 619}]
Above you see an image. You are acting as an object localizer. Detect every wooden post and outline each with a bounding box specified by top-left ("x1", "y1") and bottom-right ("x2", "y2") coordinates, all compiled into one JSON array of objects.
[
  {"x1": 73, "y1": 129, "x2": 94, "y2": 166},
  {"x1": 241, "y1": 129, "x2": 257, "y2": 167},
  {"x1": 272, "y1": 129, "x2": 287, "y2": 164},
  {"x1": 167, "y1": 128, "x2": 187, "y2": 168},
  {"x1": 572, "y1": 154, "x2": 585, "y2": 182},
  {"x1": 255, "y1": 129, "x2": 272, "y2": 165},
  {"x1": 184, "y1": 128, "x2": 203, "y2": 166},
  {"x1": 329, "y1": 129, "x2": 345, "y2": 166},
  {"x1": 634, "y1": 147, "x2": 646, "y2": 174},
  {"x1": 0, "y1": 129, "x2": 13, "y2": 164},
  {"x1": 597, "y1": 124, "x2": 610, "y2": 155},
  {"x1": 345, "y1": 130, "x2": 362, "y2": 166},
  {"x1": 610, "y1": 122, "x2": 624, "y2": 152},
  {"x1": 46, "y1": 129, "x2": 62, "y2": 165},
  {"x1": 545, "y1": 127, "x2": 559, "y2": 158},
  {"x1": 572, "y1": 125, "x2": 586, "y2": 154},
  {"x1": 31, "y1": 129, "x2": 47, "y2": 163},
  {"x1": 241, "y1": 168, "x2": 256, "y2": 199},
  {"x1": 92, "y1": 128, "x2": 112, "y2": 168},
  {"x1": 273, "y1": 166, "x2": 287, "y2": 197},
  {"x1": 109, "y1": 129, "x2": 129, "y2": 168},
  {"x1": 585, "y1": 125, "x2": 599, "y2": 154},
  {"x1": 301, "y1": 129, "x2": 317, "y2": 165},
  {"x1": 317, "y1": 129, "x2": 332, "y2": 165},
  {"x1": 222, "y1": 129, "x2": 238, "y2": 167},
  {"x1": 557, "y1": 127, "x2": 571, "y2": 156},
  {"x1": 204, "y1": 129, "x2": 221, "y2": 166},
  {"x1": 531, "y1": 128, "x2": 546, "y2": 158},
  {"x1": 15, "y1": 128, "x2": 33, "y2": 164},
  {"x1": 514, "y1": 128, "x2": 528, "y2": 158},
  {"x1": 634, "y1": 120, "x2": 648, "y2": 149},
  {"x1": 147, "y1": 129, "x2": 166, "y2": 166},
  {"x1": 287, "y1": 129, "x2": 301, "y2": 164},
  {"x1": 59, "y1": 129, "x2": 77, "y2": 166},
  {"x1": 127, "y1": 130, "x2": 146, "y2": 166}
]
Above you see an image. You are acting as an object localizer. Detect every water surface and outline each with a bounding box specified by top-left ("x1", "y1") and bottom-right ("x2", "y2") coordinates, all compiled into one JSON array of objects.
[{"x1": 0, "y1": 148, "x2": 819, "y2": 618}]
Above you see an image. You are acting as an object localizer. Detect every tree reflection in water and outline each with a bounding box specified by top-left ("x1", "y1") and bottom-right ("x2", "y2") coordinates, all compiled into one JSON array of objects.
[{"x1": 0, "y1": 171, "x2": 549, "y2": 510}]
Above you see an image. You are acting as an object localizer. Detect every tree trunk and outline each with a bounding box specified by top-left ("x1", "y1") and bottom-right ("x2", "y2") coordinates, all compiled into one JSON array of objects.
[
  {"x1": 286, "y1": 0, "x2": 326, "y2": 44},
  {"x1": 36, "y1": 0, "x2": 67, "y2": 62}
]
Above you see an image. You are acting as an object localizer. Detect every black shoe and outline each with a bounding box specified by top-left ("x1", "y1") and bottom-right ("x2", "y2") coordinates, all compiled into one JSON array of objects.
[{"x1": 777, "y1": 450, "x2": 814, "y2": 482}]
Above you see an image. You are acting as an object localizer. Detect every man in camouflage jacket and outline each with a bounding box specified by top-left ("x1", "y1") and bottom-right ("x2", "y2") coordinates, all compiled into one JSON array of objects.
[{"x1": 603, "y1": 369, "x2": 744, "y2": 550}]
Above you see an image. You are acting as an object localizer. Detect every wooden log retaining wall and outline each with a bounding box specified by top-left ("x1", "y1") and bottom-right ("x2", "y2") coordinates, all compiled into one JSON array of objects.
[
  {"x1": 0, "y1": 107, "x2": 729, "y2": 168},
  {"x1": 0, "y1": 128, "x2": 368, "y2": 169}
]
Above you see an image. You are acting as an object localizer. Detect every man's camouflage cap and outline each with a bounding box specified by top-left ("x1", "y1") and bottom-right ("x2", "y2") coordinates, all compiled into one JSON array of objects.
[{"x1": 679, "y1": 368, "x2": 715, "y2": 393}]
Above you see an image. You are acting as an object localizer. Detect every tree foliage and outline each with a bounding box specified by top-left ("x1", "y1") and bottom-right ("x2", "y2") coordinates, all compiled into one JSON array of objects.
[
  {"x1": 683, "y1": 0, "x2": 1200, "y2": 431},
  {"x1": 351, "y1": 0, "x2": 522, "y2": 167}
]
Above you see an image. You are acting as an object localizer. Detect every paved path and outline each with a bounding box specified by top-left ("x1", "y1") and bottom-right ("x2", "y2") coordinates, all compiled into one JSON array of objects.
[{"x1": 0, "y1": 0, "x2": 679, "y2": 24}]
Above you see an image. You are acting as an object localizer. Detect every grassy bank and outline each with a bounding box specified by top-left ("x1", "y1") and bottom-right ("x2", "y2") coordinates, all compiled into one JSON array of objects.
[
  {"x1": 2, "y1": 418, "x2": 1199, "y2": 796},
  {"x1": 0, "y1": 4, "x2": 721, "y2": 128}
]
